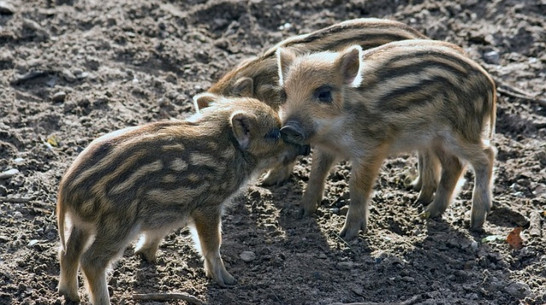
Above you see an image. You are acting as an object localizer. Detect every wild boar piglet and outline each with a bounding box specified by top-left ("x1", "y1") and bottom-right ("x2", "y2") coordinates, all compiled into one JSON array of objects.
[
  {"x1": 57, "y1": 96, "x2": 309, "y2": 305},
  {"x1": 278, "y1": 39, "x2": 496, "y2": 240},
  {"x1": 194, "y1": 18, "x2": 435, "y2": 192}
]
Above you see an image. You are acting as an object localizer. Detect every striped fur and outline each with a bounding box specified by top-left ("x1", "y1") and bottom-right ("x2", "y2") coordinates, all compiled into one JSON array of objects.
[
  {"x1": 57, "y1": 97, "x2": 309, "y2": 305},
  {"x1": 195, "y1": 18, "x2": 433, "y2": 188},
  {"x1": 278, "y1": 40, "x2": 497, "y2": 240},
  {"x1": 206, "y1": 18, "x2": 427, "y2": 110}
]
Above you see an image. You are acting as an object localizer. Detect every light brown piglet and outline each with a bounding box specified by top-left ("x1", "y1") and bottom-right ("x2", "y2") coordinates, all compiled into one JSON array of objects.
[
  {"x1": 57, "y1": 97, "x2": 309, "y2": 305},
  {"x1": 193, "y1": 18, "x2": 437, "y2": 199},
  {"x1": 278, "y1": 40, "x2": 496, "y2": 240}
]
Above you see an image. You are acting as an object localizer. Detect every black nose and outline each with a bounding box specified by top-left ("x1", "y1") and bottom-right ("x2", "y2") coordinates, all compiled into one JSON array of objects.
[{"x1": 280, "y1": 121, "x2": 306, "y2": 145}]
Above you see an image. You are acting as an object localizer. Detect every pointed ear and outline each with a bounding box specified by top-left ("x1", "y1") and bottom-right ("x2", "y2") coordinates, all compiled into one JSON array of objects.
[
  {"x1": 230, "y1": 111, "x2": 256, "y2": 150},
  {"x1": 232, "y1": 77, "x2": 254, "y2": 97},
  {"x1": 337, "y1": 45, "x2": 363, "y2": 88},
  {"x1": 276, "y1": 48, "x2": 296, "y2": 86},
  {"x1": 193, "y1": 92, "x2": 218, "y2": 113}
]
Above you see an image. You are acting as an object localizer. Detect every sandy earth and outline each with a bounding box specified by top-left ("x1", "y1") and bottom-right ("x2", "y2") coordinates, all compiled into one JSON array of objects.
[{"x1": 0, "y1": 0, "x2": 545, "y2": 304}]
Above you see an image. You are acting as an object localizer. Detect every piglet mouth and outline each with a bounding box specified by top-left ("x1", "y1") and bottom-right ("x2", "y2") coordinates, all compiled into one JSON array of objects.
[
  {"x1": 281, "y1": 143, "x2": 310, "y2": 165},
  {"x1": 299, "y1": 144, "x2": 311, "y2": 156},
  {"x1": 280, "y1": 120, "x2": 308, "y2": 145}
]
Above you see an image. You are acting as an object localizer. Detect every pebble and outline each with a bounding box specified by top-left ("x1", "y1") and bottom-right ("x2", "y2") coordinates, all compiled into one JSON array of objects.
[
  {"x1": 52, "y1": 91, "x2": 66, "y2": 103},
  {"x1": 351, "y1": 286, "x2": 363, "y2": 296},
  {"x1": 401, "y1": 276, "x2": 415, "y2": 282},
  {"x1": 336, "y1": 261, "x2": 354, "y2": 270},
  {"x1": 0, "y1": 168, "x2": 19, "y2": 179},
  {"x1": 240, "y1": 251, "x2": 256, "y2": 262},
  {"x1": 0, "y1": 1, "x2": 15, "y2": 14},
  {"x1": 483, "y1": 51, "x2": 500, "y2": 64},
  {"x1": 504, "y1": 282, "x2": 531, "y2": 299},
  {"x1": 278, "y1": 22, "x2": 292, "y2": 31},
  {"x1": 23, "y1": 18, "x2": 50, "y2": 40}
]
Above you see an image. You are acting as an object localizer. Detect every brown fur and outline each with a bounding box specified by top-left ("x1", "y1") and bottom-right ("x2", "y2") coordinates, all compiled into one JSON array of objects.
[
  {"x1": 278, "y1": 40, "x2": 496, "y2": 240},
  {"x1": 195, "y1": 18, "x2": 435, "y2": 190},
  {"x1": 56, "y1": 97, "x2": 309, "y2": 305}
]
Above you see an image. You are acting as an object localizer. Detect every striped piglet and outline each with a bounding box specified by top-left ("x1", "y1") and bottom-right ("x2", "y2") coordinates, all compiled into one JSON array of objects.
[
  {"x1": 57, "y1": 97, "x2": 309, "y2": 304},
  {"x1": 278, "y1": 40, "x2": 497, "y2": 240}
]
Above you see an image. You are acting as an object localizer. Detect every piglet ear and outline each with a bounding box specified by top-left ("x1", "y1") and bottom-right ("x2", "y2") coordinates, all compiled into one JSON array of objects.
[
  {"x1": 232, "y1": 77, "x2": 254, "y2": 97},
  {"x1": 230, "y1": 111, "x2": 256, "y2": 150},
  {"x1": 192, "y1": 92, "x2": 218, "y2": 113},
  {"x1": 337, "y1": 45, "x2": 363, "y2": 88},
  {"x1": 276, "y1": 48, "x2": 296, "y2": 87}
]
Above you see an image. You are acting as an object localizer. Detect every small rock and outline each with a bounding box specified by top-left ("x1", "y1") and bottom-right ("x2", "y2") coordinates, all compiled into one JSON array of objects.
[
  {"x1": 52, "y1": 91, "x2": 66, "y2": 103},
  {"x1": 0, "y1": 1, "x2": 15, "y2": 14},
  {"x1": 483, "y1": 51, "x2": 500, "y2": 64},
  {"x1": 336, "y1": 261, "x2": 354, "y2": 270},
  {"x1": 351, "y1": 286, "x2": 363, "y2": 296},
  {"x1": 62, "y1": 69, "x2": 76, "y2": 82},
  {"x1": 278, "y1": 22, "x2": 292, "y2": 31},
  {"x1": 13, "y1": 158, "x2": 25, "y2": 166},
  {"x1": 23, "y1": 18, "x2": 50, "y2": 41},
  {"x1": 76, "y1": 71, "x2": 89, "y2": 80},
  {"x1": 0, "y1": 168, "x2": 19, "y2": 179},
  {"x1": 214, "y1": 38, "x2": 229, "y2": 50},
  {"x1": 27, "y1": 240, "x2": 39, "y2": 247},
  {"x1": 240, "y1": 251, "x2": 256, "y2": 262},
  {"x1": 504, "y1": 282, "x2": 531, "y2": 299}
]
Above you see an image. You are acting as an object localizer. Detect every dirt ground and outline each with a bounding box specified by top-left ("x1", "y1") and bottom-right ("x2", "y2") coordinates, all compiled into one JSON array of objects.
[{"x1": 1, "y1": 0, "x2": 545, "y2": 304}]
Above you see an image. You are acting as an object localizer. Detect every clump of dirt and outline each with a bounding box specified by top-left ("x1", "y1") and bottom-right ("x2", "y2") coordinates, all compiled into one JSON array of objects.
[{"x1": 0, "y1": 0, "x2": 545, "y2": 304}]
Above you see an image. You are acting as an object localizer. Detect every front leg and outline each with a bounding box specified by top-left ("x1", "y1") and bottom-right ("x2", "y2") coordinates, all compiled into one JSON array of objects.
[
  {"x1": 191, "y1": 208, "x2": 236, "y2": 287},
  {"x1": 262, "y1": 160, "x2": 296, "y2": 186},
  {"x1": 300, "y1": 149, "x2": 336, "y2": 217},
  {"x1": 340, "y1": 147, "x2": 386, "y2": 240}
]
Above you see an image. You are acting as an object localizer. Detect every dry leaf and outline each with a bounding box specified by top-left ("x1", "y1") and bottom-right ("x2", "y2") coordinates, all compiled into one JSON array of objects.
[
  {"x1": 47, "y1": 135, "x2": 59, "y2": 147},
  {"x1": 506, "y1": 227, "x2": 523, "y2": 250}
]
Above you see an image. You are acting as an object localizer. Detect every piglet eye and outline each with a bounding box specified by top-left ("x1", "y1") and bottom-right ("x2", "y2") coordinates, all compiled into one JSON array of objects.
[
  {"x1": 314, "y1": 85, "x2": 333, "y2": 103},
  {"x1": 265, "y1": 128, "x2": 281, "y2": 141}
]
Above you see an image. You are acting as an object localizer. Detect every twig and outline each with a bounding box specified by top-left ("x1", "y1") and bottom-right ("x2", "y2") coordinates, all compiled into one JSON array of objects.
[
  {"x1": 132, "y1": 292, "x2": 206, "y2": 305},
  {"x1": 330, "y1": 230, "x2": 352, "y2": 250},
  {"x1": 328, "y1": 294, "x2": 420, "y2": 305},
  {"x1": 495, "y1": 80, "x2": 546, "y2": 107},
  {"x1": 0, "y1": 196, "x2": 33, "y2": 203},
  {"x1": 529, "y1": 211, "x2": 541, "y2": 238}
]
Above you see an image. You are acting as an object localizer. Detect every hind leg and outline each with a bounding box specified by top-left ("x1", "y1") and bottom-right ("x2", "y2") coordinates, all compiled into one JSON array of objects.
[
  {"x1": 412, "y1": 149, "x2": 440, "y2": 205},
  {"x1": 191, "y1": 208, "x2": 236, "y2": 287},
  {"x1": 135, "y1": 229, "x2": 170, "y2": 263},
  {"x1": 59, "y1": 226, "x2": 92, "y2": 302},
  {"x1": 424, "y1": 147, "x2": 464, "y2": 219},
  {"x1": 468, "y1": 145, "x2": 495, "y2": 229},
  {"x1": 80, "y1": 219, "x2": 135, "y2": 305}
]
